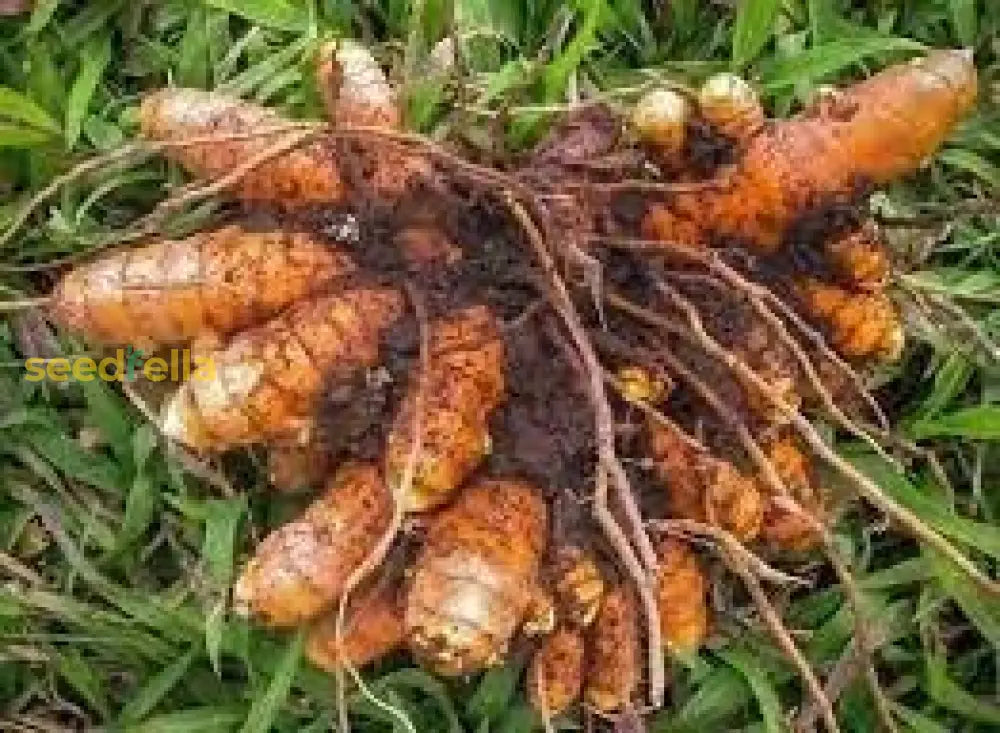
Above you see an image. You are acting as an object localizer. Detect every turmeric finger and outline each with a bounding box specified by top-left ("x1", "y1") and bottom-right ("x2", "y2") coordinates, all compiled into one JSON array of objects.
[
  {"x1": 316, "y1": 39, "x2": 400, "y2": 129},
  {"x1": 386, "y1": 305, "x2": 506, "y2": 512},
  {"x1": 655, "y1": 538, "x2": 709, "y2": 655},
  {"x1": 140, "y1": 88, "x2": 428, "y2": 206},
  {"x1": 584, "y1": 584, "x2": 640, "y2": 713},
  {"x1": 822, "y1": 223, "x2": 890, "y2": 291},
  {"x1": 551, "y1": 545, "x2": 605, "y2": 629},
  {"x1": 528, "y1": 627, "x2": 585, "y2": 717},
  {"x1": 234, "y1": 463, "x2": 392, "y2": 627},
  {"x1": 760, "y1": 435, "x2": 826, "y2": 551},
  {"x1": 697, "y1": 72, "x2": 765, "y2": 144},
  {"x1": 306, "y1": 582, "x2": 405, "y2": 670},
  {"x1": 643, "y1": 50, "x2": 977, "y2": 253},
  {"x1": 50, "y1": 226, "x2": 355, "y2": 347},
  {"x1": 405, "y1": 479, "x2": 547, "y2": 676},
  {"x1": 160, "y1": 286, "x2": 403, "y2": 450},
  {"x1": 268, "y1": 432, "x2": 332, "y2": 492},
  {"x1": 648, "y1": 418, "x2": 763, "y2": 541},
  {"x1": 797, "y1": 278, "x2": 903, "y2": 360}
]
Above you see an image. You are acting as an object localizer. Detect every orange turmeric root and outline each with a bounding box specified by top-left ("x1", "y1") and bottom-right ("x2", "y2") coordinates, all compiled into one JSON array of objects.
[
  {"x1": 550, "y1": 545, "x2": 606, "y2": 629},
  {"x1": 655, "y1": 537, "x2": 709, "y2": 655},
  {"x1": 385, "y1": 305, "x2": 506, "y2": 512},
  {"x1": 316, "y1": 39, "x2": 401, "y2": 130},
  {"x1": 234, "y1": 463, "x2": 392, "y2": 627},
  {"x1": 140, "y1": 88, "x2": 428, "y2": 206},
  {"x1": 643, "y1": 50, "x2": 976, "y2": 253},
  {"x1": 50, "y1": 226, "x2": 355, "y2": 347},
  {"x1": 160, "y1": 286, "x2": 403, "y2": 450},
  {"x1": 404, "y1": 479, "x2": 547, "y2": 676},
  {"x1": 760, "y1": 435, "x2": 827, "y2": 551},
  {"x1": 823, "y1": 222, "x2": 890, "y2": 291},
  {"x1": 796, "y1": 278, "x2": 903, "y2": 360},
  {"x1": 306, "y1": 581, "x2": 405, "y2": 670},
  {"x1": 584, "y1": 584, "x2": 640, "y2": 713},
  {"x1": 267, "y1": 434, "x2": 332, "y2": 492},
  {"x1": 648, "y1": 418, "x2": 763, "y2": 541},
  {"x1": 528, "y1": 627, "x2": 586, "y2": 717}
]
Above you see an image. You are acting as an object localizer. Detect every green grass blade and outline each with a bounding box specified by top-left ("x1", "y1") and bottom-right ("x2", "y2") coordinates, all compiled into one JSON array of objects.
[
  {"x1": 0, "y1": 86, "x2": 61, "y2": 135},
  {"x1": 65, "y1": 34, "x2": 111, "y2": 150},
  {"x1": 238, "y1": 629, "x2": 305, "y2": 733},
  {"x1": 117, "y1": 648, "x2": 199, "y2": 725},
  {"x1": 760, "y1": 36, "x2": 924, "y2": 91},
  {"x1": 205, "y1": 0, "x2": 309, "y2": 32},
  {"x1": 909, "y1": 405, "x2": 1000, "y2": 440},
  {"x1": 732, "y1": 0, "x2": 781, "y2": 69},
  {"x1": 124, "y1": 706, "x2": 245, "y2": 733},
  {"x1": 717, "y1": 648, "x2": 785, "y2": 733}
]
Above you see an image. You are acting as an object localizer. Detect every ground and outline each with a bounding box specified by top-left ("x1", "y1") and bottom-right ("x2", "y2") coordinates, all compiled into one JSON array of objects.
[{"x1": 0, "y1": 1, "x2": 999, "y2": 732}]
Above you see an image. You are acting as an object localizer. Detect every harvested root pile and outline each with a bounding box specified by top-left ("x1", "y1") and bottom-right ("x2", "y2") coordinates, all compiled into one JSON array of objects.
[{"x1": 41, "y1": 42, "x2": 996, "y2": 730}]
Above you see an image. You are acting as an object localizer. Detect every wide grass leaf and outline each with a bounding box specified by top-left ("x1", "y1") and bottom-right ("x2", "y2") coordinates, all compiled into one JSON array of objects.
[
  {"x1": 206, "y1": 0, "x2": 309, "y2": 32},
  {"x1": 467, "y1": 660, "x2": 521, "y2": 723},
  {"x1": 909, "y1": 405, "x2": 1000, "y2": 440},
  {"x1": 65, "y1": 34, "x2": 111, "y2": 150},
  {"x1": 844, "y1": 450, "x2": 1000, "y2": 561},
  {"x1": 124, "y1": 706, "x2": 245, "y2": 733},
  {"x1": 660, "y1": 665, "x2": 750, "y2": 731},
  {"x1": 117, "y1": 648, "x2": 199, "y2": 725},
  {"x1": 732, "y1": 0, "x2": 781, "y2": 69},
  {"x1": 370, "y1": 667, "x2": 462, "y2": 733},
  {"x1": 0, "y1": 122, "x2": 57, "y2": 148},
  {"x1": 717, "y1": 648, "x2": 785, "y2": 733},
  {"x1": 238, "y1": 628, "x2": 305, "y2": 733},
  {"x1": 938, "y1": 148, "x2": 1000, "y2": 189},
  {"x1": 928, "y1": 550, "x2": 1000, "y2": 648},
  {"x1": 0, "y1": 86, "x2": 61, "y2": 135},
  {"x1": 925, "y1": 653, "x2": 1000, "y2": 725},
  {"x1": 57, "y1": 647, "x2": 110, "y2": 718},
  {"x1": 760, "y1": 36, "x2": 924, "y2": 91},
  {"x1": 948, "y1": 0, "x2": 978, "y2": 46}
]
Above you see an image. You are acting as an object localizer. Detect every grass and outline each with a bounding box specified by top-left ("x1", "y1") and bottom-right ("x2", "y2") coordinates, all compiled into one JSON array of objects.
[{"x1": 0, "y1": 0, "x2": 998, "y2": 731}]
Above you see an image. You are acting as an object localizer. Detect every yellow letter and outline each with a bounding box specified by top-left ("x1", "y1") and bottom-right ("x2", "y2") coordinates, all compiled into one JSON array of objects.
[
  {"x1": 99, "y1": 349, "x2": 125, "y2": 382},
  {"x1": 144, "y1": 357, "x2": 168, "y2": 383},
  {"x1": 192, "y1": 356, "x2": 216, "y2": 382},
  {"x1": 24, "y1": 358, "x2": 46, "y2": 381},
  {"x1": 47, "y1": 358, "x2": 70, "y2": 382},
  {"x1": 72, "y1": 357, "x2": 96, "y2": 382}
]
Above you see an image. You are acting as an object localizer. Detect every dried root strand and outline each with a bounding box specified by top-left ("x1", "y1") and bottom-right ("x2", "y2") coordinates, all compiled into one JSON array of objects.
[
  {"x1": 504, "y1": 195, "x2": 665, "y2": 705},
  {"x1": 618, "y1": 280, "x2": 1000, "y2": 596},
  {"x1": 334, "y1": 281, "x2": 430, "y2": 733}
]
